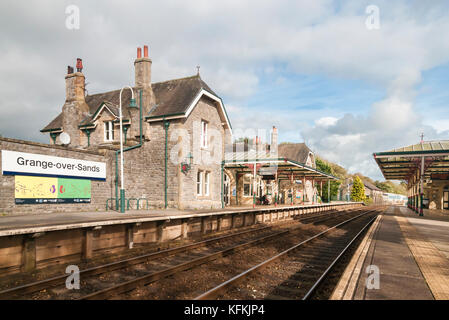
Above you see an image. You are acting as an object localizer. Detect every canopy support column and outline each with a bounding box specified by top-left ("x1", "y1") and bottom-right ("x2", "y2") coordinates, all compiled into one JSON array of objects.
[
  {"x1": 303, "y1": 176, "x2": 306, "y2": 204},
  {"x1": 320, "y1": 180, "x2": 323, "y2": 202},
  {"x1": 253, "y1": 163, "x2": 256, "y2": 208},
  {"x1": 420, "y1": 156, "x2": 424, "y2": 216}
]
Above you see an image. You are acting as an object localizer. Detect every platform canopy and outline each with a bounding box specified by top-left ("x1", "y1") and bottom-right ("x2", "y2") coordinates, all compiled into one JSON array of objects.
[
  {"x1": 373, "y1": 140, "x2": 449, "y2": 182},
  {"x1": 224, "y1": 150, "x2": 338, "y2": 181}
]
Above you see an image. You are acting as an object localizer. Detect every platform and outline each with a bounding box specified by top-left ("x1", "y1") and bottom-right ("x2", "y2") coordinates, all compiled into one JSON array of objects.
[
  {"x1": 332, "y1": 206, "x2": 449, "y2": 300},
  {"x1": 0, "y1": 202, "x2": 361, "y2": 274},
  {"x1": 0, "y1": 202, "x2": 351, "y2": 237}
]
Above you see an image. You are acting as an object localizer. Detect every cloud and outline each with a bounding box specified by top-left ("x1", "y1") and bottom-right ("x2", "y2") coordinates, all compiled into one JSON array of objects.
[
  {"x1": 315, "y1": 117, "x2": 338, "y2": 128},
  {"x1": 0, "y1": 0, "x2": 449, "y2": 183}
]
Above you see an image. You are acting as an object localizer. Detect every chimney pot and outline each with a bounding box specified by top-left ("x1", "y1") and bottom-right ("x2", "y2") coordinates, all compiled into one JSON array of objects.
[
  {"x1": 76, "y1": 58, "x2": 83, "y2": 73},
  {"x1": 134, "y1": 45, "x2": 151, "y2": 87}
]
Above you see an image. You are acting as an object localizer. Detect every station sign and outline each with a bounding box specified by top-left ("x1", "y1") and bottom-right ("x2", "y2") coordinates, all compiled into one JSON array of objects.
[
  {"x1": 14, "y1": 175, "x2": 91, "y2": 205},
  {"x1": 1, "y1": 150, "x2": 106, "y2": 181}
]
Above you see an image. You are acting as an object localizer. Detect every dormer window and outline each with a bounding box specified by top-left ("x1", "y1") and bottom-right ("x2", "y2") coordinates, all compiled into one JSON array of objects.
[
  {"x1": 201, "y1": 120, "x2": 208, "y2": 148},
  {"x1": 104, "y1": 121, "x2": 114, "y2": 142}
]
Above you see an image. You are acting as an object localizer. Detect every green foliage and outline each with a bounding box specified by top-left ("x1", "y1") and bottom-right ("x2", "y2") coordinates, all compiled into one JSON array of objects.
[
  {"x1": 351, "y1": 176, "x2": 366, "y2": 202},
  {"x1": 315, "y1": 158, "x2": 341, "y2": 202},
  {"x1": 375, "y1": 180, "x2": 407, "y2": 195}
]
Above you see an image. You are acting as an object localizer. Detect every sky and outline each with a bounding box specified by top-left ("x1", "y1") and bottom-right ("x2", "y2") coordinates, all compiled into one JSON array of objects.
[{"x1": 1, "y1": 0, "x2": 449, "y2": 181}]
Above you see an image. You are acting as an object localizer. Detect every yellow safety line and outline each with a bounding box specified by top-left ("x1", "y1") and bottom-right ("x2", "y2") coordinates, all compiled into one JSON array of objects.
[{"x1": 395, "y1": 214, "x2": 449, "y2": 300}]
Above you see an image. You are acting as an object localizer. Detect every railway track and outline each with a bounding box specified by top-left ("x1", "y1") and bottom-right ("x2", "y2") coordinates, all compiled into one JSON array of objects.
[
  {"x1": 195, "y1": 208, "x2": 381, "y2": 300},
  {"x1": 0, "y1": 206, "x2": 375, "y2": 300}
]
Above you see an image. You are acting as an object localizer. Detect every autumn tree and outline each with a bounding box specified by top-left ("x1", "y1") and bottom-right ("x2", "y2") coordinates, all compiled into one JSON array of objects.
[{"x1": 351, "y1": 176, "x2": 366, "y2": 202}]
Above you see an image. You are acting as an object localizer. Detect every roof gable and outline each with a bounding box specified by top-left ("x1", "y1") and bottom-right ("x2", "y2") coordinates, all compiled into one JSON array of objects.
[
  {"x1": 278, "y1": 143, "x2": 313, "y2": 164},
  {"x1": 41, "y1": 74, "x2": 232, "y2": 133}
]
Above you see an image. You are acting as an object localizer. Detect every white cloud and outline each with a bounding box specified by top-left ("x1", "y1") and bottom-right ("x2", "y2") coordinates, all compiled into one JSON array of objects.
[{"x1": 315, "y1": 117, "x2": 338, "y2": 127}]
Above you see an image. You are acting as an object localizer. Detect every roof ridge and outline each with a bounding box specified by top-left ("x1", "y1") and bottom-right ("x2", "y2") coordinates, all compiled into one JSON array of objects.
[
  {"x1": 152, "y1": 74, "x2": 200, "y2": 85},
  {"x1": 85, "y1": 75, "x2": 201, "y2": 97},
  {"x1": 86, "y1": 87, "x2": 134, "y2": 98}
]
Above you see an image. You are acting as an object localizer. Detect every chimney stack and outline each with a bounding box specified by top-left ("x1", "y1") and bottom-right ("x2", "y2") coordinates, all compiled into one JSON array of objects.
[
  {"x1": 270, "y1": 126, "x2": 278, "y2": 155},
  {"x1": 65, "y1": 59, "x2": 85, "y2": 102},
  {"x1": 62, "y1": 58, "x2": 89, "y2": 147},
  {"x1": 134, "y1": 45, "x2": 152, "y2": 88}
]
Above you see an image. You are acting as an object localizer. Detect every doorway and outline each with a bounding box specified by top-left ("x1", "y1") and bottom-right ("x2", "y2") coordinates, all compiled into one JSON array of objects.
[
  {"x1": 444, "y1": 187, "x2": 449, "y2": 210},
  {"x1": 223, "y1": 174, "x2": 230, "y2": 206}
]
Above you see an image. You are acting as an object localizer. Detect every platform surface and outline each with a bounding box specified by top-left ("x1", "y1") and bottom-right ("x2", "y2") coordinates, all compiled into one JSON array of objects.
[
  {"x1": 333, "y1": 206, "x2": 449, "y2": 300},
  {"x1": 0, "y1": 202, "x2": 348, "y2": 237}
]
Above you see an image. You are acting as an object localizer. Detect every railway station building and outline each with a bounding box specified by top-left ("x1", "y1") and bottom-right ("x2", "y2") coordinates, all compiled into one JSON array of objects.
[
  {"x1": 374, "y1": 140, "x2": 449, "y2": 215},
  {"x1": 0, "y1": 46, "x2": 336, "y2": 215}
]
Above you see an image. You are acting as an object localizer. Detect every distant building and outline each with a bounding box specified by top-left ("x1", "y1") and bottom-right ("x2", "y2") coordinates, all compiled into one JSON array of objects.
[
  {"x1": 362, "y1": 180, "x2": 383, "y2": 203},
  {"x1": 339, "y1": 177, "x2": 383, "y2": 204},
  {"x1": 382, "y1": 193, "x2": 407, "y2": 206}
]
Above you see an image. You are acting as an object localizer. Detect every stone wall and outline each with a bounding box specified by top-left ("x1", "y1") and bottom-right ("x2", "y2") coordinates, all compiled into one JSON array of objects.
[
  {"x1": 174, "y1": 96, "x2": 229, "y2": 209},
  {"x1": 425, "y1": 180, "x2": 449, "y2": 210}
]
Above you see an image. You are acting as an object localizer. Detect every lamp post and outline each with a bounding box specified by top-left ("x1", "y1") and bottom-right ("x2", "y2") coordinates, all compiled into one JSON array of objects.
[{"x1": 119, "y1": 86, "x2": 136, "y2": 213}]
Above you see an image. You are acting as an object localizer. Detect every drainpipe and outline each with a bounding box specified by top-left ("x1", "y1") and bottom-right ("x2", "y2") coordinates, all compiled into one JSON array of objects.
[
  {"x1": 115, "y1": 90, "x2": 144, "y2": 210},
  {"x1": 221, "y1": 162, "x2": 224, "y2": 208},
  {"x1": 50, "y1": 132, "x2": 57, "y2": 144},
  {"x1": 164, "y1": 118, "x2": 170, "y2": 209},
  {"x1": 86, "y1": 129, "x2": 91, "y2": 147}
]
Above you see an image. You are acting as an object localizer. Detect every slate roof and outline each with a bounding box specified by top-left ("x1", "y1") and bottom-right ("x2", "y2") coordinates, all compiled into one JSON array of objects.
[
  {"x1": 148, "y1": 75, "x2": 216, "y2": 118},
  {"x1": 362, "y1": 179, "x2": 382, "y2": 191},
  {"x1": 278, "y1": 143, "x2": 313, "y2": 164},
  {"x1": 41, "y1": 74, "x2": 217, "y2": 132},
  {"x1": 381, "y1": 140, "x2": 449, "y2": 153},
  {"x1": 373, "y1": 140, "x2": 449, "y2": 180}
]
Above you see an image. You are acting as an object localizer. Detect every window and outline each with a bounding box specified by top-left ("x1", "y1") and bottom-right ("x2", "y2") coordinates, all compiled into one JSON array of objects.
[
  {"x1": 104, "y1": 121, "x2": 114, "y2": 142},
  {"x1": 201, "y1": 120, "x2": 208, "y2": 148},
  {"x1": 197, "y1": 171, "x2": 203, "y2": 196},
  {"x1": 204, "y1": 172, "x2": 210, "y2": 196},
  {"x1": 243, "y1": 175, "x2": 252, "y2": 197}
]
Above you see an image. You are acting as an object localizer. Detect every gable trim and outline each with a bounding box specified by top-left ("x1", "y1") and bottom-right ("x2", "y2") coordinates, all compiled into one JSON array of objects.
[
  {"x1": 92, "y1": 102, "x2": 118, "y2": 122},
  {"x1": 146, "y1": 89, "x2": 232, "y2": 134},
  {"x1": 185, "y1": 89, "x2": 232, "y2": 132}
]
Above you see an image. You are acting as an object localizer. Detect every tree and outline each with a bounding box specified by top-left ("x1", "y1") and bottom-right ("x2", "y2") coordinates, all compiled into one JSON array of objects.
[
  {"x1": 351, "y1": 176, "x2": 366, "y2": 202},
  {"x1": 375, "y1": 180, "x2": 407, "y2": 195},
  {"x1": 315, "y1": 158, "x2": 341, "y2": 202}
]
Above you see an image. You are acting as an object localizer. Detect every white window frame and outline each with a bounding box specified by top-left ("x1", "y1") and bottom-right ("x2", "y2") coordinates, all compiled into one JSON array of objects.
[
  {"x1": 243, "y1": 174, "x2": 252, "y2": 197},
  {"x1": 104, "y1": 121, "x2": 114, "y2": 142},
  {"x1": 204, "y1": 172, "x2": 210, "y2": 196},
  {"x1": 197, "y1": 170, "x2": 203, "y2": 196},
  {"x1": 201, "y1": 120, "x2": 208, "y2": 148}
]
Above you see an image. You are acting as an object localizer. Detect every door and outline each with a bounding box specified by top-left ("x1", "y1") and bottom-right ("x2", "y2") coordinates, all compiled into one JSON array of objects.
[
  {"x1": 223, "y1": 174, "x2": 230, "y2": 206},
  {"x1": 444, "y1": 189, "x2": 449, "y2": 210}
]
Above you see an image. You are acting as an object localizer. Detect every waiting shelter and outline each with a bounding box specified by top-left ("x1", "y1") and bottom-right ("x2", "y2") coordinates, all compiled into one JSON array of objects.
[
  {"x1": 373, "y1": 140, "x2": 449, "y2": 216},
  {"x1": 223, "y1": 149, "x2": 339, "y2": 207}
]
